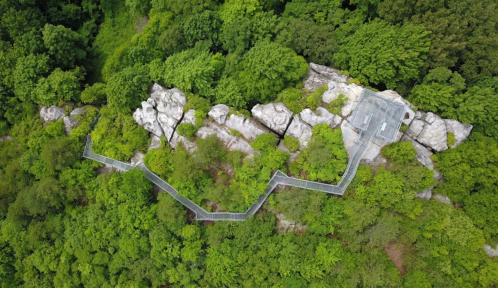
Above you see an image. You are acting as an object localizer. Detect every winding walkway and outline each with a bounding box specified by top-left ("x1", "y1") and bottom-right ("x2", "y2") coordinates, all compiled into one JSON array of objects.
[{"x1": 83, "y1": 116, "x2": 383, "y2": 221}]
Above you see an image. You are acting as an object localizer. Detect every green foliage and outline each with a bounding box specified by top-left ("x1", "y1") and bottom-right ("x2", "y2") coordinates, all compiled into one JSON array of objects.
[
  {"x1": 277, "y1": 87, "x2": 304, "y2": 114},
  {"x1": 326, "y1": 93, "x2": 347, "y2": 115},
  {"x1": 195, "y1": 134, "x2": 227, "y2": 166},
  {"x1": 33, "y1": 68, "x2": 81, "y2": 105},
  {"x1": 381, "y1": 141, "x2": 417, "y2": 164},
  {"x1": 447, "y1": 132, "x2": 456, "y2": 147},
  {"x1": 282, "y1": 136, "x2": 300, "y2": 152},
  {"x1": 296, "y1": 124, "x2": 348, "y2": 182},
  {"x1": 42, "y1": 24, "x2": 86, "y2": 69},
  {"x1": 80, "y1": 82, "x2": 107, "y2": 104},
  {"x1": 13, "y1": 54, "x2": 50, "y2": 102},
  {"x1": 183, "y1": 11, "x2": 221, "y2": 48},
  {"x1": 251, "y1": 133, "x2": 278, "y2": 151},
  {"x1": 106, "y1": 65, "x2": 150, "y2": 113},
  {"x1": 91, "y1": 107, "x2": 149, "y2": 161},
  {"x1": 177, "y1": 123, "x2": 198, "y2": 141},
  {"x1": 273, "y1": 187, "x2": 326, "y2": 223},
  {"x1": 334, "y1": 19, "x2": 430, "y2": 88}
]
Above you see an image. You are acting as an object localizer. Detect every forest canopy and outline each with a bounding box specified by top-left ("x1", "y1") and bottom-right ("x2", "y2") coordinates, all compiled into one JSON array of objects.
[{"x1": 0, "y1": 0, "x2": 497, "y2": 287}]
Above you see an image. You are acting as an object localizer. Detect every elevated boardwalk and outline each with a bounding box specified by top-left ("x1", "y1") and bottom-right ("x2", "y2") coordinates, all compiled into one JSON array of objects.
[{"x1": 83, "y1": 89, "x2": 403, "y2": 221}]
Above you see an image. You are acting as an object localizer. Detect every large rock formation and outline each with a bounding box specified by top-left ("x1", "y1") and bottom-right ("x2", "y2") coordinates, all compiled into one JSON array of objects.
[
  {"x1": 303, "y1": 62, "x2": 348, "y2": 92},
  {"x1": 225, "y1": 114, "x2": 271, "y2": 140},
  {"x1": 169, "y1": 109, "x2": 197, "y2": 153},
  {"x1": 285, "y1": 115, "x2": 313, "y2": 149},
  {"x1": 208, "y1": 104, "x2": 230, "y2": 125},
  {"x1": 484, "y1": 244, "x2": 498, "y2": 257},
  {"x1": 416, "y1": 112, "x2": 448, "y2": 152},
  {"x1": 300, "y1": 107, "x2": 342, "y2": 128},
  {"x1": 133, "y1": 101, "x2": 164, "y2": 137},
  {"x1": 70, "y1": 107, "x2": 86, "y2": 117},
  {"x1": 197, "y1": 121, "x2": 255, "y2": 157},
  {"x1": 340, "y1": 121, "x2": 383, "y2": 162},
  {"x1": 376, "y1": 90, "x2": 416, "y2": 126},
  {"x1": 322, "y1": 82, "x2": 363, "y2": 117},
  {"x1": 444, "y1": 119, "x2": 473, "y2": 148},
  {"x1": 251, "y1": 103, "x2": 293, "y2": 135},
  {"x1": 40, "y1": 105, "x2": 65, "y2": 122}
]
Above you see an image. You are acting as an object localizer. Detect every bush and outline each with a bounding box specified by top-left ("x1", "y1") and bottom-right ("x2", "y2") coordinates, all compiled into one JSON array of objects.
[
  {"x1": 447, "y1": 132, "x2": 456, "y2": 147},
  {"x1": 251, "y1": 133, "x2": 278, "y2": 151},
  {"x1": 177, "y1": 123, "x2": 198, "y2": 141},
  {"x1": 277, "y1": 87, "x2": 304, "y2": 114},
  {"x1": 326, "y1": 93, "x2": 348, "y2": 115},
  {"x1": 381, "y1": 141, "x2": 416, "y2": 164},
  {"x1": 282, "y1": 136, "x2": 300, "y2": 152}
]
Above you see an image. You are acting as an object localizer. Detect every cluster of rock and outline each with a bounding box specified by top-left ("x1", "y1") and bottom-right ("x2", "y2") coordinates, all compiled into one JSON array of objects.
[{"x1": 39, "y1": 105, "x2": 85, "y2": 135}]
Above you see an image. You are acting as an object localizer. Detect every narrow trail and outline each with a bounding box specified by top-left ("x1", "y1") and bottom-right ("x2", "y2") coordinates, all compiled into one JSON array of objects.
[{"x1": 83, "y1": 116, "x2": 382, "y2": 221}]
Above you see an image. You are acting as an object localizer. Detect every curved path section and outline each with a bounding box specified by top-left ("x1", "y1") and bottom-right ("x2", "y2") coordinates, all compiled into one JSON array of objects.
[{"x1": 83, "y1": 117, "x2": 382, "y2": 221}]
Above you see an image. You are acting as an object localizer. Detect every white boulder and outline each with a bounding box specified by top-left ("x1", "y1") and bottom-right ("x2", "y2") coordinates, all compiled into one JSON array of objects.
[
  {"x1": 285, "y1": 115, "x2": 313, "y2": 149},
  {"x1": 133, "y1": 101, "x2": 164, "y2": 137},
  {"x1": 417, "y1": 188, "x2": 433, "y2": 200},
  {"x1": 149, "y1": 135, "x2": 161, "y2": 150},
  {"x1": 225, "y1": 114, "x2": 270, "y2": 140},
  {"x1": 40, "y1": 105, "x2": 65, "y2": 122},
  {"x1": 322, "y1": 82, "x2": 363, "y2": 117},
  {"x1": 130, "y1": 151, "x2": 145, "y2": 166},
  {"x1": 406, "y1": 119, "x2": 425, "y2": 139},
  {"x1": 63, "y1": 116, "x2": 79, "y2": 136},
  {"x1": 416, "y1": 112, "x2": 448, "y2": 152},
  {"x1": 484, "y1": 244, "x2": 498, "y2": 257},
  {"x1": 300, "y1": 107, "x2": 342, "y2": 128},
  {"x1": 444, "y1": 119, "x2": 473, "y2": 147},
  {"x1": 170, "y1": 109, "x2": 197, "y2": 152},
  {"x1": 303, "y1": 63, "x2": 348, "y2": 92},
  {"x1": 197, "y1": 121, "x2": 255, "y2": 157},
  {"x1": 433, "y1": 194, "x2": 452, "y2": 205},
  {"x1": 251, "y1": 103, "x2": 293, "y2": 135},
  {"x1": 376, "y1": 90, "x2": 415, "y2": 125},
  {"x1": 69, "y1": 107, "x2": 86, "y2": 117},
  {"x1": 208, "y1": 104, "x2": 230, "y2": 125}
]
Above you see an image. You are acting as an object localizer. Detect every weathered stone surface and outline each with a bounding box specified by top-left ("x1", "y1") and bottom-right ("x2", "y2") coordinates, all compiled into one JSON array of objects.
[
  {"x1": 340, "y1": 121, "x2": 359, "y2": 158},
  {"x1": 300, "y1": 107, "x2": 342, "y2": 128},
  {"x1": 170, "y1": 109, "x2": 197, "y2": 152},
  {"x1": 251, "y1": 103, "x2": 293, "y2": 135},
  {"x1": 133, "y1": 101, "x2": 164, "y2": 137},
  {"x1": 303, "y1": 63, "x2": 348, "y2": 92},
  {"x1": 225, "y1": 114, "x2": 270, "y2": 140},
  {"x1": 0, "y1": 135, "x2": 12, "y2": 142},
  {"x1": 148, "y1": 135, "x2": 161, "y2": 150},
  {"x1": 197, "y1": 121, "x2": 255, "y2": 156},
  {"x1": 322, "y1": 82, "x2": 363, "y2": 117},
  {"x1": 40, "y1": 105, "x2": 65, "y2": 122},
  {"x1": 433, "y1": 194, "x2": 452, "y2": 205},
  {"x1": 130, "y1": 151, "x2": 145, "y2": 166},
  {"x1": 406, "y1": 119, "x2": 425, "y2": 139},
  {"x1": 149, "y1": 84, "x2": 185, "y2": 139},
  {"x1": 69, "y1": 107, "x2": 86, "y2": 117},
  {"x1": 444, "y1": 119, "x2": 473, "y2": 147},
  {"x1": 402, "y1": 135, "x2": 441, "y2": 179},
  {"x1": 63, "y1": 116, "x2": 79, "y2": 135},
  {"x1": 147, "y1": 98, "x2": 156, "y2": 107},
  {"x1": 285, "y1": 115, "x2": 313, "y2": 149},
  {"x1": 484, "y1": 244, "x2": 498, "y2": 257},
  {"x1": 414, "y1": 111, "x2": 423, "y2": 120},
  {"x1": 417, "y1": 188, "x2": 433, "y2": 200},
  {"x1": 376, "y1": 90, "x2": 415, "y2": 125},
  {"x1": 416, "y1": 112, "x2": 448, "y2": 152},
  {"x1": 208, "y1": 104, "x2": 230, "y2": 125}
]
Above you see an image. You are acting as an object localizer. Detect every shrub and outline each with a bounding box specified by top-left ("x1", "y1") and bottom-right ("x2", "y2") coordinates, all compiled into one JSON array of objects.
[
  {"x1": 282, "y1": 136, "x2": 300, "y2": 152},
  {"x1": 251, "y1": 133, "x2": 278, "y2": 151},
  {"x1": 177, "y1": 123, "x2": 198, "y2": 141},
  {"x1": 381, "y1": 141, "x2": 416, "y2": 164},
  {"x1": 447, "y1": 132, "x2": 456, "y2": 147}
]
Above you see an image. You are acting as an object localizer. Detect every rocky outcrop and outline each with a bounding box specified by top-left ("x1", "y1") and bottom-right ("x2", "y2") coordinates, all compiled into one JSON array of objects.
[
  {"x1": 197, "y1": 121, "x2": 255, "y2": 157},
  {"x1": 484, "y1": 244, "x2": 498, "y2": 257},
  {"x1": 285, "y1": 115, "x2": 313, "y2": 149},
  {"x1": 401, "y1": 135, "x2": 440, "y2": 178},
  {"x1": 444, "y1": 119, "x2": 473, "y2": 148},
  {"x1": 340, "y1": 120, "x2": 383, "y2": 162},
  {"x1": 433, "y1": 194, "x2": 453, "y2": 205},
  {"x1": 40, "y1": 105, "x2": 65, "y2": 122},
  {"x1": 300, "y1": 107, "x2": 342, "y2": 128},
  {"x1": 303, "y1": 63, "x2": 348, "y2": 92},
  {"x1": 133, "y1": 101, "x2": 164, "y2": 137},
  {"x1": 416, "y1": 112, "x2": 448, "y2": 152},
  {"x1": 150, "y1": 84, "x2": 186, "y2": 141},
  {"x1": 208, "y1": 104, "x2": 230, "y2": 125},
  {"x1": 70, "y1": 107, "x2": 86, "y2": 117},
  {"x1": 225, "y1": 114, "x2": 271, "y2": 140},
  {"x1": 417, "y1": 188, "x2": 433, "y2": 200},
  {"x1": 170, "y1": 109, "x2": 197, "y2": 153},
  {"x1": 63, "y1": 116, "x2": 79, "y2": 136},
  {"x1": 149, "y1": 135, "x2": 161, "y2": 150},
  {"x1": 130, "y1": 151, "x2": 145, "y2": 166},
  {"x1": 322, "y1": 82, "x2": 363, "y2": 117},
  {"x1": 251, "y1": 103, "x2": 293, "y2": 135}
]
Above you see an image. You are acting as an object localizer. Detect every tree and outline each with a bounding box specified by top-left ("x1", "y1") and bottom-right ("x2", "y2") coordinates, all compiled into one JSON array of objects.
[
  {"x1": 80, "y1": 82, "x2": 106, "y2": 104},
  {"x1": 13, "y1": 54, "x2": 50, "y2": 102},
  {"x1": 33, "y1": 68, "x2": 81, "y2": 105},
  {"x1": 183, "y1": 11, "x2": 221, "y2": 48},
  {"x1": 334, "y1": 19, "x2": 430, "y2": 89},
  {"x1": 106, "y1": 65, "x2": 150, "y2": 113},
  {"x1": 195, "y1": 134, "x2": 227, "y2": 166},
  {"x1": 236, "y1": 40, "x2": 309, "y2": 104},
  {"x1": 42, "y1": 24, "x2": 86, "y2": 69},
  {"x1": 381, "y1": 141, "x2": 416, "y2": 164},
  {"x1": 177, "y1": 123, "x2": 198, "y2": 141}
]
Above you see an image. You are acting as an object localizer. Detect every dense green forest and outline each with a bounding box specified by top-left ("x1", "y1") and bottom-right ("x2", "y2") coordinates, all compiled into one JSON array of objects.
[{"x1": 0, "y1": 0, "x2": 498, "y2": 287}]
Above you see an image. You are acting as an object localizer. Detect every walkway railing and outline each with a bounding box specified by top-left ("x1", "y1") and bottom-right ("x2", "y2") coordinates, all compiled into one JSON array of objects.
[{"x1": 83, "y1": 114, "x2": 384, "y2": 221}]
